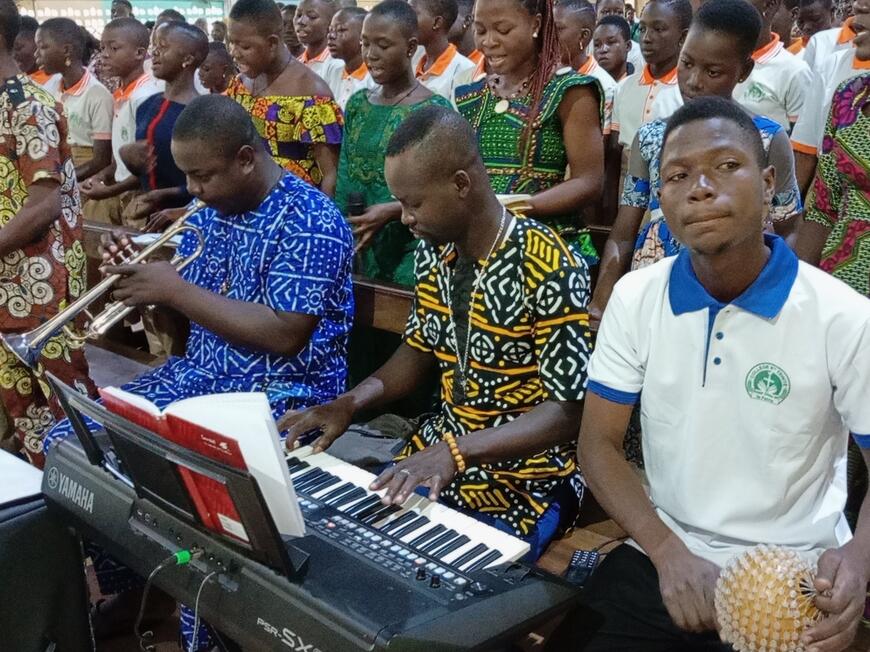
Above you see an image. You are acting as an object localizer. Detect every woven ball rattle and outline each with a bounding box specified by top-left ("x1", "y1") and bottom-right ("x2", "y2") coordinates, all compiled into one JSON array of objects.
[{"x1": 715, "y1": 545, "x2": 823, "y2": 652}]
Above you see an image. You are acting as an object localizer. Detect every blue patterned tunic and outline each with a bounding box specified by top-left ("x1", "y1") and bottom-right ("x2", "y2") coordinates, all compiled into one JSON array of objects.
[
  {"x1": 44, "y1": 172, "x2": 354, "y2": 651},
  {"x1": 45, "y1": 172, "x2": 355, "y2": 447}
]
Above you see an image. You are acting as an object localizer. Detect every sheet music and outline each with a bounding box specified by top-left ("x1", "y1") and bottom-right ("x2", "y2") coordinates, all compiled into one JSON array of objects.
[{"x1": 0, "y1": 450, "x2": 43, "y2": 504}]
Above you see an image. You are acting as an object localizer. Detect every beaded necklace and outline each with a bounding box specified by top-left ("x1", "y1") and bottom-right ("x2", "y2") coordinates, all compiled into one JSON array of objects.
[{"x1": 445, "y1": 208, "x2": 509, "y2": 403}]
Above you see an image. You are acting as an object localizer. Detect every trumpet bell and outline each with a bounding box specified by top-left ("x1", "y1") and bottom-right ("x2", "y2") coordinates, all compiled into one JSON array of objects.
[{"x1": 1, "y1": 332, "x2": 40, "y2": 368}]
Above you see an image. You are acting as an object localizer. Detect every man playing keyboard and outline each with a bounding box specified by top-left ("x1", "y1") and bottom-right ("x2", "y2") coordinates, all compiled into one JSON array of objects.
[{"x1": 282, "y1": 105, "x2": 593, "y2": 561}]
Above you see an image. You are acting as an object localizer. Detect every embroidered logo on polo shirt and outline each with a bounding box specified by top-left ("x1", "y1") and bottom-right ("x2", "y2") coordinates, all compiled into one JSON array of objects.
[{"x1": 745, "y1": 363, "x2": 790, "y2": 404}]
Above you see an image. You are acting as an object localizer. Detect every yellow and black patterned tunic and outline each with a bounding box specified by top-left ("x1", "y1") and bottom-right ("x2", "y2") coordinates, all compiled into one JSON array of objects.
[{"x1": 400, "y1": 215, "x2": 592, "y2": 536}]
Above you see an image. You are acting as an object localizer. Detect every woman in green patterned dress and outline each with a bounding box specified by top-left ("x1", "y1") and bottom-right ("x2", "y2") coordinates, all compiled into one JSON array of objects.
[
  {"x1": 335, "y1": 0, "x2": 451, "y2": 287},
  {"x1": 456, "y1": 0, "x2": 605, "y2": 300}
]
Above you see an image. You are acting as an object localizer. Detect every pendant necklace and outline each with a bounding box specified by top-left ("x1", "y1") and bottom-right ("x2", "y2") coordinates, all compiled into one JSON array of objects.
[
  {"x1": 446, "y1": 208, "x2": 509, "y2": 404},
  {"x1": 489, "y1": 74, "x2": 531, "y2": 114}
]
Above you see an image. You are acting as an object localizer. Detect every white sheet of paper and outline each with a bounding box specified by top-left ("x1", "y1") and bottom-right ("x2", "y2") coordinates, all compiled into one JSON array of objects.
[{"x1": 0, "y1": 450, "x2": 43, "y2": 504}]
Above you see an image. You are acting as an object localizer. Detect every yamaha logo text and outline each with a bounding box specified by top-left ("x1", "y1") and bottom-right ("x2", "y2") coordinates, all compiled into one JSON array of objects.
[{"x1": 47, "y1": 466, "x2": 94, "y2": 514}]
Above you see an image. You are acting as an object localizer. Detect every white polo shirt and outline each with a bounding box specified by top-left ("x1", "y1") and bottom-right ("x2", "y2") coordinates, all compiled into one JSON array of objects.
[
  {"x1": 587, "y1": 235, "x2": 870, "y2": 568},
  {"x1": 111, "y1": 72, "x2": 163, "y2": 182},
  {"x1": 578, "y1": 57, "x2": 618, "y2": 135},
  {"x1": 734, "y1": 34, "x2": 811, "y2": 130},
  {"x1": 802, "y1": 17, "x2": 856, "y2": 72},
  {"x1": 611, "y1": 65, "x2": 682, "y2": 147},
  {"x1": 416, "y1": 44, "x2": 476, "y2": 104},
  {"x1": 300, "y1": 47, "x2": 345, "y2": 98},
  {"x1": 792, "y1": 50, "x2": 870, "y2": 156},
  {"x1": 331, "y1": 62, "x2": 375, "y2": 109},
  {"x1": 43, "y1": 69, "x2": 113, "y2": 148}
]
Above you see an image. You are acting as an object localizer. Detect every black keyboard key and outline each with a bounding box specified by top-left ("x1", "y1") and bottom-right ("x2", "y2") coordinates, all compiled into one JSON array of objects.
[
  {"x1": 409, "y1": 524, "x2": 446, "y2": 548},
  {"x1": 316, "y1": 482, "x2": 355, "y2": 503},
  {"x1": 296, "y1": 473, "x2": 334, "y2": 493},
  {"x1": 419, "y1": 530, "x2": 459, "y2": 554},
  {"x1": 391, "y1": 515, "x2": 430, "y2": 539},
  {"x1": 360, "y1": 505, "x2": 402, "y2": 525},
  {"x1": 432, "y1": 535, "x2": 469, "y2": 559},
  {"x1": 359, "y1": 504, "x2": 400, "y2": 525},
  {"x1": 377, "y1": 511, "x2": 417, "y2": 534},
  {"x1": 463, "y1": 549, "x2": 501, "y2": 573},
  {"x1": 451, "y1": 544, "x2": 488, "y2": 570},
  {"x1": 328, "y1": 487, "x2": 366, "y2": 508},
  {"x1": 286, "y1": 459, "x2": 307, "y2": 473},
  {"x1": 292, "y1": 468, "x2": 326, "y2": 486},
  {"x1": 300, "y1": 475, "x2": 340, "y2": 495},
  {"x1": 344, "y1": 495, "x2": 382, "y2": 516}
]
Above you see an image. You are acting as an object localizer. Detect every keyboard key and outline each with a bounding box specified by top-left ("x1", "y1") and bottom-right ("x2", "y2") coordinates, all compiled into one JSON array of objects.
[
  {"x1": 391, "y1": 515, "x2": 430, "y2": 540},
  {"x1": 316, "y1": 482, "x2": 356, "y2": 503},
  {"x1": 408, "y1": 524, "x2": 446, "y2": 548},
  {"x1": 328, "y1": 487, "x2": 367, "y2": 508},
  {"x1": 432, "y1": 535, "x2": 469, "y2": 560},
  {"x1": 419, "y1": 530, "x2": 459, "y2": 554},
  {"x1": 376, "y1": 511, "x2": 417, "y2": 535},
  {"x1": 343, "y1": 495, "x2": 382, "y2": 516},
  {"x1": 299, "y1": 475, "x2": 339, "y2": 494},
  {"x1": 450, "y1": 544, "x2": 489, "y2": 570},
  {"x1": 463, "y1": 550, "x2": 501, "y2": 573},
  {"x1": 361, "y1": 505, "x2": 400, "y2": 526},
  {"x1": 291, "y1": 468, "x2": 324, "y2": 485}
]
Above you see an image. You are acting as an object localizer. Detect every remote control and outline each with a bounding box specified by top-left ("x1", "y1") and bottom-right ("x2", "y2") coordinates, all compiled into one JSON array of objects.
[{"x1": 563, "y1": 549, "x2": 600, "y2": 586}]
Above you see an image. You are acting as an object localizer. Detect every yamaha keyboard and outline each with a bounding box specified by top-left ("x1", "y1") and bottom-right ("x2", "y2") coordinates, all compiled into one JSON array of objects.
[{"x1": 44, "y1": 436, "x2": 580, "y2": 651}]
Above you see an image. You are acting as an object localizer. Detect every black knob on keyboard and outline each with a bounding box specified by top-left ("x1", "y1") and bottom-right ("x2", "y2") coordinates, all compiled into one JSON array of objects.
[
  {"x1": 415, "y1": 567, "x2": 427, "y2": 581},
  {"x1": 470, "y1": 581, "x2": 487, "y2": 594},
  {"x1": 429, "y1": 575, "x2": 441, "y2": 589}
]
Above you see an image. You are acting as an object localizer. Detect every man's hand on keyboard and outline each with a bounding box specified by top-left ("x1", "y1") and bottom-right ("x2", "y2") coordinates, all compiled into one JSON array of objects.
[
  {"x1": 281, "y1": 396, "x2": 355, "y2": 452},
  {"x1": 370, "y1": 443, "x2": 456, "y2": 505}
]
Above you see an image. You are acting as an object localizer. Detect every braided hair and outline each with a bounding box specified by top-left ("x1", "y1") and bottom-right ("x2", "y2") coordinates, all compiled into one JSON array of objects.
[{"x1": 517, "y1": 0, "x2": 562, "y2": 152}]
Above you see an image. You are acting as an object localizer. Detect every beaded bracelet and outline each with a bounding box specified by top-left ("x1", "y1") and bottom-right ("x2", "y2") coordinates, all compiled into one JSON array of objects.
[{"x1": 443, "y1": 432, "x2": 467, "y2": 474}]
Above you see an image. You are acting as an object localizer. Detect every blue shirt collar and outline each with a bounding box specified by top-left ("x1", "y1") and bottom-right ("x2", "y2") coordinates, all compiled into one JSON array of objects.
[{"x1": 668, "y1": 234, "x2": 798, "y2": 319}]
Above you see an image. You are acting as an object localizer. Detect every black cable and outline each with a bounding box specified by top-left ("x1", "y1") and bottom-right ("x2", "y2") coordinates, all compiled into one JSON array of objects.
[{"x1": 134, "y1": 550, "x2": 196, "y2": 652}]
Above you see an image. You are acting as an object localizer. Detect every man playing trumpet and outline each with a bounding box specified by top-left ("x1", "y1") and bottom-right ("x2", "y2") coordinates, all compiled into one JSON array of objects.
[
  {"x1": 45, "y1": 93, "x2": 355, "y2": 450},
  {"x1": 0, "y1": 0, "x2": 95, "y2": 468},
  {"x1": 43, "y1": 94, "x2": 354, "y2": 643}
]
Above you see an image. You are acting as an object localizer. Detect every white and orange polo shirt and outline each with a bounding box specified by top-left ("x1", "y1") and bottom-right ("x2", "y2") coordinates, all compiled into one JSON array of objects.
[
  {"x1": 578, "y1": 57, "x2": 617, "y2": 135},
  {"x1": 733, "y1": 34, "x2": 812, "y2": 130},
  {"x1": 792, "y1": 49, "x2": 870, "y2": 157},
  {"x1": 332, "y1": 61, "x2": 375, "y2": 109},
  {"x1": 111, "y1": 72, "x2": 163, "y2": 181},
  {"x1": 416, "y1": 43, "x2": 475, "y2": 103},
  {"x1": 300, "y1": 46, "x2": 345, "y2": 96},
  {"x1": 802, "y1": 17, "x2": 857, "y2": 72},
  {"x1": 611, "y1": 64, "x2": 682, "y2": 148},
  {"x1": 43, "y1": 69, "x2": 113, "y2": 149}
]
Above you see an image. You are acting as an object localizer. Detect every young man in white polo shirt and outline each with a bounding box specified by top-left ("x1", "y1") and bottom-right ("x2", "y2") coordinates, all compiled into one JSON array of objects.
[
  {"x1": 410, "y1": 0, "x2": 475, "y2": 102},
  {"x1": 79, "y1": 18, "x2": 162, "y2": 225},
  {"x1": 791, "y1": 0, "x2": 870, "y2": 196},
  {"x1": 734, "y1": 0, "x2": 812, "y2": 131},
  {"x1": 550, "y1": 97, "x2": 870, "y2": 651}
]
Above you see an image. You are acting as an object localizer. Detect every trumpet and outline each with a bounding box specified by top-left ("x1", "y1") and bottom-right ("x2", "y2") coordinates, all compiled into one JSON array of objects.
[{"x1": 1, "y1": 201, "x2": 206, "y2": 368}]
